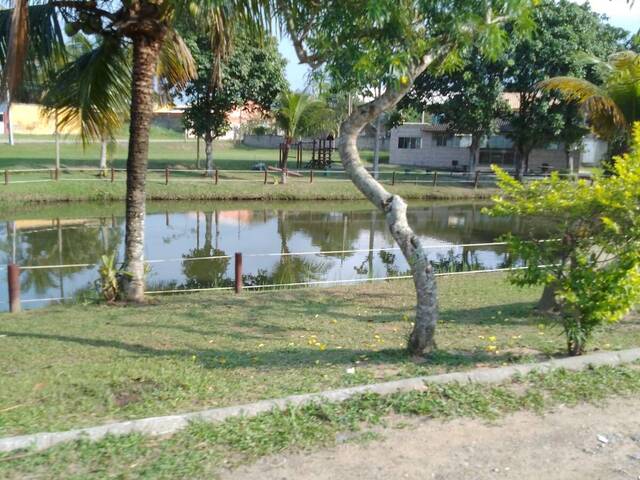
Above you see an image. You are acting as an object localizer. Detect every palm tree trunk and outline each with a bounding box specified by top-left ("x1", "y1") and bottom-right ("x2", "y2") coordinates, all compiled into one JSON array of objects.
[
  {"x1": 338, "y1": 57, "x2": 438, "y2": 356},
  {"x1": 55, "y1": 111, "x2": 60, "y2": 169},
  {"x1": 122, "y1": 35, "x2": 163, "y2": 302}
]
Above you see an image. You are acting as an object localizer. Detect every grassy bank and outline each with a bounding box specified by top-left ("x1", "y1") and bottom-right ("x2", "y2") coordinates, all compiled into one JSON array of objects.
[
  {"x1": 2, "y1": 364, "x2": 639, "y2": 479},
  {"x1": 0, "y1": 174, "x2": 494, "y2": 207},
  {"x1": 1, "y1": 273, "x2": 639, "y2": 438}
]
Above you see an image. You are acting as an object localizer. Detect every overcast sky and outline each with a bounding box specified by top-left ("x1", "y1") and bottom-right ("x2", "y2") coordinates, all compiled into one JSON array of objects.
[{"x1": 277, "y1": 0, "x2": 640, "y2": 91}]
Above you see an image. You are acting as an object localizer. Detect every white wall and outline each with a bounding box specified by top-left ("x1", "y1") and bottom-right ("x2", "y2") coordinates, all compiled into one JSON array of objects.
[
  {"x1": 580, "y1": 136, "x2": 608, "y2": 166},
  {"x1": 390, "y1": 125, "x2": 470, "y2": 169},
  {"x1": 390, "y1": 123, "x2": 595, "y2": 172}
]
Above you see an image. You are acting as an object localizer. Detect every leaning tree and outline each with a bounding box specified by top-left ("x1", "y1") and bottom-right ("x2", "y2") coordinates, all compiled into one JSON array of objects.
[
  {"x1": 2, "y1": 0, "x2": 270, "y2": 302},
  {"x1": 279, "y1": 0, "x2": 535, "y2": 355}
]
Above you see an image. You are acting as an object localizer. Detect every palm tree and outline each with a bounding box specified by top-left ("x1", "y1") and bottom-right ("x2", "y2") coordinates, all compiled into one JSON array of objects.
[
  {"x1": 2, "y1": 0, "x2": 269, "y2": 302},
  {"x1": 275, "y1": 91, "x2": 325, "y2": 182},
  {"x1": 540, "y1": 51, "x2": 640, "y2": 149}
]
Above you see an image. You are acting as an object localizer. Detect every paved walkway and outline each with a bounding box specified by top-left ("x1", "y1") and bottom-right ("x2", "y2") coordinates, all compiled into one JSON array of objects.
[{"x1": 222, "y1": 397, "x2": 640, "y2": 480}]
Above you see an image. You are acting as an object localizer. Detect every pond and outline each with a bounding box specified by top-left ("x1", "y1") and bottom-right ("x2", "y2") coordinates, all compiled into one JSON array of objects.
[{"x1": 0, "y1": 201, "x2": 548, "y2": 310}]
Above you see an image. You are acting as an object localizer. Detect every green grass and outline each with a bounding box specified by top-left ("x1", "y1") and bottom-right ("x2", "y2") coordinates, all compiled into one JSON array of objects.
[
  {"x1": 2, "y1": 364, "x2": 640, "y2": 479},
  {"x1": 0, "y1": 171, "x2": 492, "y2": 207},
  {"x1": 0, "y1": 137, "x2": 390, "y2": 171},
  {"x1": 1, "y1": 273, "x2": 639, "y2": 439}
]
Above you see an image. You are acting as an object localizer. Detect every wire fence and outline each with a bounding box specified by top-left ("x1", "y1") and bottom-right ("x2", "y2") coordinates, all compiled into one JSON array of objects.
[{"x1": 0, "y1": 241, "x2": 551, "y2": 310}]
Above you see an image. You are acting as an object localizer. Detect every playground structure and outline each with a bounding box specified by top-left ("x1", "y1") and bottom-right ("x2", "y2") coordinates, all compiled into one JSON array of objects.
[{"x1": 278, "y1": 137, "x2": 335, "y2": 170}]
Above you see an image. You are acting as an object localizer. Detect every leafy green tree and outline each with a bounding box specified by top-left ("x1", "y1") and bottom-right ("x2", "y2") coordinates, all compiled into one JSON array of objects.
[
  {"x1": 403, "y1": 48, "x2": 510, "y2": 172},
  {"x1": 487, "y1": 123, "x2": 640, "y2": 356},
  {"x1": 181, "y1": 30, "x2": 286, "y2": 176},
  {"x1": 280, "y1": 0, "x2": 535, "y2": 355},
  {"x1": 540, "y1": 51, "x2": 640, "y2": 158},
  {"x1": 502, "y1": 0, "x2": 628, "y2": 177}
]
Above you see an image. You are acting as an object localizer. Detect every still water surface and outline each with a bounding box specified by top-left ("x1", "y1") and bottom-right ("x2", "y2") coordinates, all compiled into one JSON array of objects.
[{"x1": 0, "y1": 201, "x2": 547, "y2": 310}]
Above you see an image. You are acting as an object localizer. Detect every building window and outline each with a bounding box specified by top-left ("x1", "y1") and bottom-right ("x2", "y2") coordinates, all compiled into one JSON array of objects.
[
  {"x1": 398, "y1": 137, "x2": 421, "y2": 149},
  {"x1": 433, "y1": 133, "x2": 452, "y2": 147}
]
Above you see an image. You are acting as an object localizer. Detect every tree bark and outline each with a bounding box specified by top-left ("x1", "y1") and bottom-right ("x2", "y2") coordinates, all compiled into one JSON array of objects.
[
  {"x1": 205, "y1": 133, "x2": 214, "y2": 176},
  {"x1": 55, "y1": 111, "x2": 60, "y2": 169},
  {"x1": 337, "y1": 57, "x2": 439, "y2": 356},
  {"x1": 469, "y1": 134, "x2": 481, "y2": 172},
  {"x1": 537, "y1": 281, "x2": 559, "y2": 312},
  {"x1": 121, "y1": 34, "x2": 163, "y2": 302},
  {"x1": 99, "y1": 138, "x2": 108, "y2": 172},
  {"x1": 372, "y1": 115, "x2": 382, "y2": 179}
]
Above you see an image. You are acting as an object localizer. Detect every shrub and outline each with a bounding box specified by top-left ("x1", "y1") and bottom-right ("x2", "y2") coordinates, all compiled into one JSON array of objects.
[{"x1": 486, "y1": 123, "x2": 640, "y2": 355}]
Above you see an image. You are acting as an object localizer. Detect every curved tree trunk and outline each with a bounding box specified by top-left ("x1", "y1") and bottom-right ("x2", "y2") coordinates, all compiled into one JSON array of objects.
[
  {"x1": 122, "y1": 34, "x2": 163, "y2": 302},
  {"x1": 372, "y1": 115, "x2": 382, "y2": 179},
  {"x1": 337, "y1": 57, "x2": 438, "y2": 356}
]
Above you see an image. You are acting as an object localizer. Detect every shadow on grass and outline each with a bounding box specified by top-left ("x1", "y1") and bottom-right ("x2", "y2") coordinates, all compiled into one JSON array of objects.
[{"x1": 0, "y1": 330, "x2": 549, "y2": 372}]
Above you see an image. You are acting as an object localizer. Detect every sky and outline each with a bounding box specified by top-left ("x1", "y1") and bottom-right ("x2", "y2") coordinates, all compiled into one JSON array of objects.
[{"x1": 277, "y1": 0, "x2": 640, "y2": 92}]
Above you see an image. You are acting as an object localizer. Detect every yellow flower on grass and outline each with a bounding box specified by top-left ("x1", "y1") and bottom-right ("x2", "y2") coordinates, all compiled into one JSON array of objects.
[
  {"x1": 486, "y1": 345, "x2": 497, "y2": 352},
  {"x1": 488, "y1": 336, "x2": 497, "y2": 342},
  {"x1": 318, "y1": 343, "x2": 327, "y2": 351}
]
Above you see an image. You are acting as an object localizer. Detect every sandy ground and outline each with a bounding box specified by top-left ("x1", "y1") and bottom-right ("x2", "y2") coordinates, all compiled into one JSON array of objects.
[{"x1": 220, "y1": 397, "x2": 640, "y2": 480}]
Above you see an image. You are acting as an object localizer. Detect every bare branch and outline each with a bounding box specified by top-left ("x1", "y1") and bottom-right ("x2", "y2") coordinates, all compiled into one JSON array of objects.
[{"x1": 284, "y1": 16, "x2": 323, "y2": 69}]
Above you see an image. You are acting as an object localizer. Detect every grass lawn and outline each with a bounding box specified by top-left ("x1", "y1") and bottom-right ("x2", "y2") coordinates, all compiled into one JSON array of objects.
[
  {"x1": 0, "y1": 170, "x2": 493, "y2": 207},
  {"x1": 1, "y1": 272, "x2": 639, "y2": 440},
  {"x1": 0, "y1": 137, "x2": 390, "y2": 171}
]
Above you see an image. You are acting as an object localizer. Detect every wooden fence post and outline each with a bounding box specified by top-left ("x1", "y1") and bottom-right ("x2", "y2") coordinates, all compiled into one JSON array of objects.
[
  {"x1": 215, "y1": 169, "x2": 219, "y2": 185},
  {"x1": 8, "y1": 263, "x2": 21, "y2": 313},
  {"x1": 310, "y1": 169, "x2": 314, "y2": 184},
  {"x1": 474, "y1": 171, "x2": 480, "y2": 189},
  {"x1": 264, "y1": 169, "x2": 268, "y2": 185},
  {"x1": 432, "y1": 171, "x2": 438, "y2": 187},
  {"x1": 111, "y1": 167, "x2": 115, "y2": 183},
  {"x1": 4, "y1": 170, "x2": 8, "y2": 185},
  {"x1": 54, "y1": 167, "x2": 59, "y2": 181},
  {"x1": 234, "y1": 252, "x2": 243, "y2": 293},
  {"x1": 165, "y1": 166, "x2": 169, "y2": 185},
  {"x1": 392, "y1": 171, "x2": 396, "y2": 186}
]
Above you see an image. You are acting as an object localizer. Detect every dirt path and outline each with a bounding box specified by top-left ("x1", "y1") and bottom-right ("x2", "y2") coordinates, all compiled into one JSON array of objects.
[{"x1": 221, "y1": 397, "x2": 640, "y2": 480}]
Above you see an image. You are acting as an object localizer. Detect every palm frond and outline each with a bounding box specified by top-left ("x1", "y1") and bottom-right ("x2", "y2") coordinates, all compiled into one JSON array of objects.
[
  {"x1": 42, "y1": 38, "x2": 131, "y2": 143},
  {"x1": 0, "y1": 2, "x2": 65, "y2": 100},
  {"x1": 539, "y1": 76, "x2": 627, "y2": 136},
  {"x1": 157, "y1": 29, "x2": 197, "y2": 90}
]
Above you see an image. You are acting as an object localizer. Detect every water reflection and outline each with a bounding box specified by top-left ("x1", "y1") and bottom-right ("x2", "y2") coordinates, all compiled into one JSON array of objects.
[{"x1": 0, "y1": 202, "x2": 548, "y2": 310}]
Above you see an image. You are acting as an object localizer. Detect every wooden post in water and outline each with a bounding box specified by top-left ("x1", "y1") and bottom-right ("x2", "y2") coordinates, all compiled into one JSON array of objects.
[
  {"x1": 474, "y1": 171, "x2": 480, "y2": 190},
  {"x1": 165, "y1": 166, "x2": 169, "y2": 185},
  {"x1": 392, "y1": 171, "x2": 396, "y2": 186},
  {"x1": 264, "y1": 169, "x2": 268, "y2": 185},
  {"x1": 310, "y1": 169, "x2": 314, "y2": 184},
  {"x1": 234, "y1": 252, "x2": 243, "y2": 293},
  {"x1": 433, "y1": 171, "x2": 438, "y2": 187},
  {"x1": 8, "y1": 263, "x2": 20, "y2": 313}
]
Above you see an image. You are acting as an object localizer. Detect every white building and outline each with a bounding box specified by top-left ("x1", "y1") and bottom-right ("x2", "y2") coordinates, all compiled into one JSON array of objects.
[{"x1": 389, "y1": 122, "x2": 608, "y2": 172}]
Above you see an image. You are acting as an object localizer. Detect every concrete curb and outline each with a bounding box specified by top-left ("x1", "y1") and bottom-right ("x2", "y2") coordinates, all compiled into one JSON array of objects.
[{"x1": 2, "y1": 348, "x2": 640, "y2": 454}]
